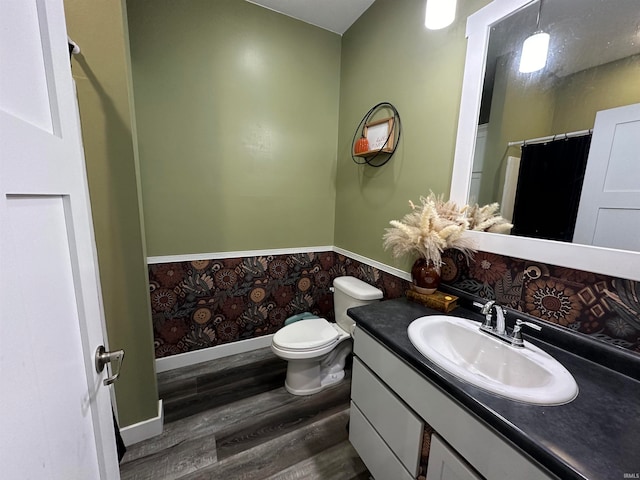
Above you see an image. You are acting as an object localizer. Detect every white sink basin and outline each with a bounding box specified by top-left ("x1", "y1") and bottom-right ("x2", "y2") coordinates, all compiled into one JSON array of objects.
[{"x1": 407, "y1": 315, "x2": 578, "y2": 405}]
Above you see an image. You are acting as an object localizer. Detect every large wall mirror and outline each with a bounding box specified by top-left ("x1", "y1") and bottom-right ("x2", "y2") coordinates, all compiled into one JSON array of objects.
[{"x1": 450, "y1": 0, "x2": 640, "y2": 281}]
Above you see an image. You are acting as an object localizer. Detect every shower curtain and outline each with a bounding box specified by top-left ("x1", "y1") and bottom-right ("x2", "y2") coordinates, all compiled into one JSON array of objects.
[{"x1": 511, "y1": 134, "x2": 592, "y2": 242}]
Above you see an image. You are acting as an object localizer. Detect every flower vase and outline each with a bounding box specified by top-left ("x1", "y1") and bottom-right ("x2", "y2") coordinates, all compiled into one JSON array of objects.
[{"x1": 411, "y1": 258, "x2": 441, "y2": 295}]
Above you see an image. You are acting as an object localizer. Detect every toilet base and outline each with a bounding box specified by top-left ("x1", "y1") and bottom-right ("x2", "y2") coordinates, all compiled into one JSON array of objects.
[
  {"x1": 285, "y1": 368, "x2": 345, "y2": 395},
  {"x1": 282, "y1": 340, "x2": 351, "y2": 396}
]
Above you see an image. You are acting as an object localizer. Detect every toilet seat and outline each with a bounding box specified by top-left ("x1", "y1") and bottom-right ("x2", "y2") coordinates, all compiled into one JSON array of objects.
[{"x1": 272, "y1": 318, "x2": 343, "y2": 352}]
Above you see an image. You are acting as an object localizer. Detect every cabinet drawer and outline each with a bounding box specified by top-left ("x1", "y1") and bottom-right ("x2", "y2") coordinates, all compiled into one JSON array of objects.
[
  {"x1": 351, "y1": 357, "x2": 423, "y2": 475},
  {"x1": 349, "y1": 402, "x2": 415, "y2": 480}
]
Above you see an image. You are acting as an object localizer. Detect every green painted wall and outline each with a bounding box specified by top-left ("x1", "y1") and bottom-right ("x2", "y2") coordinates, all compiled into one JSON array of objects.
[
  {"x1": 552, "y1": 54, "x2": 640, "y2": 133},
  {"x1": 334, "y1": 0, "x2": 490, "y2": 272},
  {"x1": 127, "y1": 0, "x2": 342, "y2": 257},
  {"x1": 65, "y1": 0, "x2": 158, "y2": 427}
]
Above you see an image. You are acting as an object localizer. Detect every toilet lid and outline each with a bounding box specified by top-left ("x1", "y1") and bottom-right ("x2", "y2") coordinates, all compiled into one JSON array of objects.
[{"x1": 273, "y1": 318, "x2": 340, "y2": 351}]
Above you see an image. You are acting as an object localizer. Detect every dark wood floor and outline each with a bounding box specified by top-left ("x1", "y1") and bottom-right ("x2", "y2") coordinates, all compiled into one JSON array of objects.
[{"x1": 120, "y1": 348, "x2": 370, "y2": 480}]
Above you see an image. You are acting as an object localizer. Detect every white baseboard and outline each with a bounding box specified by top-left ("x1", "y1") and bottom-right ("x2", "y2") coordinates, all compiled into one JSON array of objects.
[
  {"x1": 155, "y1": 335, "x2": 275, "y2": 373},
  {"x1": 120, "y1": 400, "x2": 164, "y2": 446},
  {"x1": 122, "y1": 337, "x2": 276, "y2": 444}
]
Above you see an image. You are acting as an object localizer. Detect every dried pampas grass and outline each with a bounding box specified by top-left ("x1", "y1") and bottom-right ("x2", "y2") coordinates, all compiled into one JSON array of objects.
[
  {"x1": 466, "y1": 203, "x2": 513, "y2": 234},
  {"x1": 383, "y1": 193, "x2": 476, "y2": 267},
  {"x1": 383, "y1": 193, "x2": 513, "y2": 266}
]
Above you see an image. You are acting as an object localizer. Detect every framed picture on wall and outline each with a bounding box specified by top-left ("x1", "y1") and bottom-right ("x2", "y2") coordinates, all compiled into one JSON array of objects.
[{"x1": 364, "y1": 117, "x2": 395, "y2": 153}]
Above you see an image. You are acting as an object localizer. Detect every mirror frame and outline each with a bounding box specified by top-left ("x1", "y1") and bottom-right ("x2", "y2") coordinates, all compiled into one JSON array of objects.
[{"x1": 450, "y1": 0, "x2": 640, "y2": 282}]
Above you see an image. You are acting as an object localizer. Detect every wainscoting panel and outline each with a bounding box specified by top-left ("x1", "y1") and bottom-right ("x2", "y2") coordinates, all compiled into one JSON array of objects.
[
  {"x1": 148, "y1": 250, "x2": 409, "y2": 359},
  {"x1": 148, "y1": 247, "x2": 640, "y2": 361},
  {"x1": 442, "y1": 249, "x2": 640, "y2": 355}
]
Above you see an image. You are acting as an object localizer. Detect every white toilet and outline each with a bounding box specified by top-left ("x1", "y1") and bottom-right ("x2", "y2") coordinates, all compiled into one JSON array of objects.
[{"x1": 271, "y1": 276, "x2": 383, "y2": 395}]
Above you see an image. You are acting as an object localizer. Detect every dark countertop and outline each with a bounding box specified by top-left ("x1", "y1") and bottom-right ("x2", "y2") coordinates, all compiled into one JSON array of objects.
[{"x1": 347, "y1": 298, "x2": 640, "y2": 480}]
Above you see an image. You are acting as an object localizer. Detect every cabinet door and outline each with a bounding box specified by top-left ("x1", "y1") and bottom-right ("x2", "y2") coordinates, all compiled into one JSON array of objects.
[{"x1": 427, "y1": 434, "x2": 483, "y2": 480}]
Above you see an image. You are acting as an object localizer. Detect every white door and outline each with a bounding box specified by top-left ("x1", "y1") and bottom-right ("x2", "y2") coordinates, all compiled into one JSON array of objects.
[
  {"x1": 573, "y1": 103, "x2": 640, "y2": 250},
  {"x1": 0, "y1": 0, "x2": 120, "y2": 479}
]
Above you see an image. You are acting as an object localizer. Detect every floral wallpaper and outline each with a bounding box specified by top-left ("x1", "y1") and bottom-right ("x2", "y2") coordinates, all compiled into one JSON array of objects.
[
  {"x1": 149, "y1": 248, "x2": 640, "y2": 359},
  {"x1": 442, "y1": 250, "x2": 640, "y2": 355},
  {"x1": 417, "y1": 424, "x2": 435, "y2": 480},
  {"x1": 149, "y1": 251, "x2": 408, "y2": 358}
]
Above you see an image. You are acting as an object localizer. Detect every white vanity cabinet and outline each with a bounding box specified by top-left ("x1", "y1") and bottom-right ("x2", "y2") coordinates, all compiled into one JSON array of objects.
[{"x1": 349, "y1": 327, "x2": 555, "y2": 480}]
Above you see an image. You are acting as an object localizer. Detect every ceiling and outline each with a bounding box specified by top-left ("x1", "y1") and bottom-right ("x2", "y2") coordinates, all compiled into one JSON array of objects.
[
  {"x1": 489, "y1": 0, "x2": 640, "y2": 77},
  {"x1": 246, "y1": 0, "x2": 376, "y2": 35},
  {"x1": 245, "y1": 0, "x2": 640, "y2": 71}
]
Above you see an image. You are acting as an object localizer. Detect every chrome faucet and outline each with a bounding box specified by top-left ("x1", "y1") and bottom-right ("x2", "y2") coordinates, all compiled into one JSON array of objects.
[
  {"x1": 473, "y1": 300, "x2": 543, "y2": 347},
  {"x1": 473, "y1": 300, "x2": 506, "y2": 335}
]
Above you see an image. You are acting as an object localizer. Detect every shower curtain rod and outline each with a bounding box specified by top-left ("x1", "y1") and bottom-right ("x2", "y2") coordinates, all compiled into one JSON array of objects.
[{"x1": 507, "y1": 128, "x2": 592, "y2": 147}]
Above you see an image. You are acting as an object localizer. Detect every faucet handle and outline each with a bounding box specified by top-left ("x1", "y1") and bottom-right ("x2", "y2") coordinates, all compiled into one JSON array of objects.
[
  {"x1": 482, "y1": 300, "x2": 496, "y2": 315},
  {"x1": 511, "y1": 319, "x2": 542, "y2": 347},
  {"x1": 474, "y1": 300, "x2": 496, "y2": 331},
  {"x1": 473, "y1": 300, "x2": 495, "y2": 315},
  {"x1": 515, "y1": 319, "x2": 542, "y2": 331}
]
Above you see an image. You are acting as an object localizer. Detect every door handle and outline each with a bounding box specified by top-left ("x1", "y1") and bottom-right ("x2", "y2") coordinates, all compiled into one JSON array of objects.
[{"x1": 95, "y1": 345, "x2": 125, "y2": 386}]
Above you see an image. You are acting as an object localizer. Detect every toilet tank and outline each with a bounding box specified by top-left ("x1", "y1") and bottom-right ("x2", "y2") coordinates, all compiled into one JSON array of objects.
[{"x1": 333, "y1": 276, "x2": 383, "y2": 334}]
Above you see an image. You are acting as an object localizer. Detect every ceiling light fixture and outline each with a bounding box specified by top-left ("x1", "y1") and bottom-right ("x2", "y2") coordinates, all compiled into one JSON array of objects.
[
  {"x1": 425, "y1": 0, "x2": 457, "y2": 30},
  {"x1": 519, "y1": 0, "x2": 550, "y2": 73}
]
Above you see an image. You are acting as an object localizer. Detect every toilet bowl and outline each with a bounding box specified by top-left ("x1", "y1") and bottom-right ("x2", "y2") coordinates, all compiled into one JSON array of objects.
[{"x1": 271, "y1": 276, "x2": 383, "y2": 395}]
